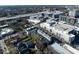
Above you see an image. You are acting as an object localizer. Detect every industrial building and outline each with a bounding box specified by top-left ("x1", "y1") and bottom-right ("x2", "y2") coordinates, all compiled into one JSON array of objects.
[
  {"x1": 37, "y1": 29, "x2": 71, "y2": 54},
  {"x1": 40, "y1": 10, "x2": 64, "y2": 18},
  {"x1": 0, "y1": 28, "x2": 14, "y2": 39},
  {"x1": 51, "y1": 42, "x2": 71, "y2": 54},
  {"x1": 27, "y1": 14, "x2": 41, "y2": 25},
  {"x1": 40, "y1": 20, "x2": 78, "y2": 44},
  {"x1": 59, "y1": 15, "x2": 76, "y2": 25},
  {"x1": 59, "y1": 9, "x2": 79, "y2": 27},
  {"x1": 62, "y1": 44, "x2": 79, "y2": 54},
  {"x1": 24, "y1": 26, "x2": 38, "y2": 35},
  {"x1": 37, "y1": 28, "x2": 79, "y2": 54},
  {"x1": 51, "y1": 42, "x2": 79, "y2": 54}
]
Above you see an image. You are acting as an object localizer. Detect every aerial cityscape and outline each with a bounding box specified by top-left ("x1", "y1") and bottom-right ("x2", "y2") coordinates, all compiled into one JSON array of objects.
[{"x1": 0, "y1": 5, "x2": 79, "y2": 54}]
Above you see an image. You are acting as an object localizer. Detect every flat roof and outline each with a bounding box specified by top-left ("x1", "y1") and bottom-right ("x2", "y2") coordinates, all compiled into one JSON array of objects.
[
  {"x1": 51, "y1": 42, "x2": 71, "y2": 54},
  {"x1": 63, "y1": 44, "x2": 79, "y2": 54},
  {"x1": 53, "y1": 21, "x2": 75, "y2": 34},
  {"x1": 0, "y1": 28, "x2": 13, "y2": 35}
]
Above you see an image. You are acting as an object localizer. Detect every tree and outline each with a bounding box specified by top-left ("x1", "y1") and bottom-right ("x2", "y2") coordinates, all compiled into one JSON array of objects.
[{"x1": 30, "y1": 33, "x2": 40, "y2": 43}]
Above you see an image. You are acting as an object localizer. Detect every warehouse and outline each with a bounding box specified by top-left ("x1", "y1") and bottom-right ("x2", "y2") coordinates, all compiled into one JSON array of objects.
[
  {"x1": 63, "y1": 44, "x2": 79, "y2": 54},
  {"x1": 51, "y1": 42, "x2": 71, "y2": 54}
]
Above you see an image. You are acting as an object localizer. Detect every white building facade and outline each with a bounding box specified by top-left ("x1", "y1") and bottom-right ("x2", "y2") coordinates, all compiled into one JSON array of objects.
[{"x1": 40, "y1": 21, "x2": 76, "y2": 44}]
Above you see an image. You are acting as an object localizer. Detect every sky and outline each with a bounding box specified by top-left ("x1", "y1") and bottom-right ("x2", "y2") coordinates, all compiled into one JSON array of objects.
[{"x1": 0, "y1": 0, "x2": 78, "y2": 5}]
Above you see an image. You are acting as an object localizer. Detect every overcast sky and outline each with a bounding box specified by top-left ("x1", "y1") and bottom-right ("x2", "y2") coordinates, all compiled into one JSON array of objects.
[{"x1": 0, "y1": 0, "x2": 78, "y2": 5}]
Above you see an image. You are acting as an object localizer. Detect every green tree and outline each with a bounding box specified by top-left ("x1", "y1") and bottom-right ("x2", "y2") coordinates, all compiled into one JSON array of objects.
[{"x1": 30, "y1": 33, "x2": 40, "y2": 43}]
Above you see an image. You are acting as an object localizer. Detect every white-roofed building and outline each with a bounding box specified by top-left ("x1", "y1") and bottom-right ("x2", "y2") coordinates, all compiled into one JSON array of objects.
[
  {"x1": 40, "y1": 21, "x2": 76, "y2": 43},
  {"x1": 51, "y1": 42, "x2": 71, "y2": 54},
  {"x1": 0, "y1": 24, "x2": 8, "y2": 28},
  {"x1": 63, "y1": 44, "x2": 79, "y2": 54},
  {"x1": 27, "y1": 19, "x2": 40, "y2": 25},
  {"x1": 27, "y1": 14, "x2": 42, "y2": 25},
  {"x1": 0, "y1": 28, "x2": 14, "y2": 37},
  {"x1": 41, "y1": 10, "x2": 64, "y2": 18}
]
